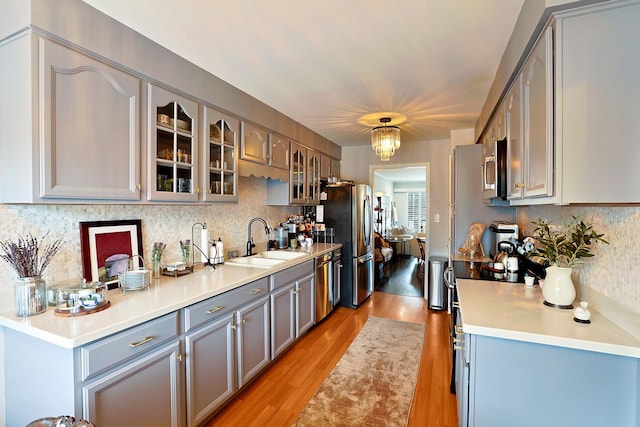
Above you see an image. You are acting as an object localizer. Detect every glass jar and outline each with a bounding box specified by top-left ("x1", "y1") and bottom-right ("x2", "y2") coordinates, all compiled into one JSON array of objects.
[{"x1": 14, "y1": 276, "x2": 47, "y2": 317}]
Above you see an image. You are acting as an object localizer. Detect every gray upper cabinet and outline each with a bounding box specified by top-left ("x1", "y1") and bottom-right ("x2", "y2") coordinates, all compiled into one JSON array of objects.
[
  {"x1": 147, "y1": 84, "x2": 199, "y2": 202},
  {"x1": 554, "y1": 1, "x2": 640, "y2": 204},
  {"x1": 269, "y1": 133, "x2": 290, "y2": 170},
  {"x1": 0, "y1": 35, "x2": 141, "y2": 203},
  {"x1": 505, "y1": 74, "x2": 523, "y2": 201},
  {"x1": 240, "y1": 121, "x2": 268, "y2": 165},
  {"x1": 509, "y1": 26, "x2": 554, "y2": 203},
  {"x1": 321, "y1": 154, "x2": 340, "y2": 180},
  {"x1": 203, "y1": 107, "x2": 238, "y2": 202}
]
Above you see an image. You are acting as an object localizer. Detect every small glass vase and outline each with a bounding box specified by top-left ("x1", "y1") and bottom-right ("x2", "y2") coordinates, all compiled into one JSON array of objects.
[
  {"x1": 14, "y1": 276, "x2": 47, "y2": 317},
  {"x1": 152, "y1": 258, "x2": 162, "y2": 279}
]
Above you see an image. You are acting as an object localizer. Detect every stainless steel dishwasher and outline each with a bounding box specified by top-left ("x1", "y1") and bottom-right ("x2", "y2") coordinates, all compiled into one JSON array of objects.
[
  {"x1": 332, "y1": 248, "x2": 342, "y2": 307},
  {"x1": 315, "y1": 252, "x2": 333, "y2": 322}
]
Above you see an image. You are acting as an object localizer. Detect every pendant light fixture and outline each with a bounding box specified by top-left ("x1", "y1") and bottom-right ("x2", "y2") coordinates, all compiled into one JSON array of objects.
[{"x1": 371, "y1": 117, "x2": 401, "y2": 161}]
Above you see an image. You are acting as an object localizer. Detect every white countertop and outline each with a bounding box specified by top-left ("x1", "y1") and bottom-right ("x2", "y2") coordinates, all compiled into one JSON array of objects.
[
  {"x1": 0, "y1": 244, "x2": 340, "y2": 349},
  {"x1": 457, "y1": 278, "x2": 640, "y2": 359}
]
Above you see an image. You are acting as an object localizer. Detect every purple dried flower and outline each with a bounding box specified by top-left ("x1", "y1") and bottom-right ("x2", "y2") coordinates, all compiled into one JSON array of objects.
[{"x1": 0, "y1": 232, "x2": 63, "y2": 278}]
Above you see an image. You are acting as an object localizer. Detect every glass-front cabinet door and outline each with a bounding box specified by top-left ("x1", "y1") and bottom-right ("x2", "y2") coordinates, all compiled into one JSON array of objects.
[
  {"x1": 148, "y1": 84, "x2": 198, "y2": 202},
  {"x1": 203, "y1": 107, "x2": 238, "y2": 202},
  {"x1": 307, "y1": 149, "x2": 321, "y2": 204},
  {"x1": 290, "y1": 142, "x2": 307, "y2": 204}
]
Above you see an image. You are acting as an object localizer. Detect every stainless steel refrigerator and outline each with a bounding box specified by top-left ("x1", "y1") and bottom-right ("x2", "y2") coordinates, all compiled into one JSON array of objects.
[{"x1": 322, "y1": 183, "x2": 374, "y2": 308}]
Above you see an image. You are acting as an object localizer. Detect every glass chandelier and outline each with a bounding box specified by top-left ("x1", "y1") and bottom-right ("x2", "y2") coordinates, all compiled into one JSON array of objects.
[{"x1": 371, "y1": 117, "x2": 401, "y2": 161}]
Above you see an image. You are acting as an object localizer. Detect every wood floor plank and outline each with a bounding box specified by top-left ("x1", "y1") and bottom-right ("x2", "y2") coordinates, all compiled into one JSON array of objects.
[{"x1": 205, "y1": 291, "x2": 458, "y2": 426}]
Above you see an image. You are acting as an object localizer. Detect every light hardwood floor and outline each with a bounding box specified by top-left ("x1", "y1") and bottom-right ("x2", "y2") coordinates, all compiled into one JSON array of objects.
[{"x1": 205, "y1": 291, "x2": 459, "y2": 427}]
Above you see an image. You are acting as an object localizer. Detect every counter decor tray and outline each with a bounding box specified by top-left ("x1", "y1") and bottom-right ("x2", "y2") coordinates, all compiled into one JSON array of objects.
[
  {"x1": 54, "y1": 300, "x2": 110, "y2": 317},
  {"x1": 162, "y1": 266, "x2": 193, "y2": 277}
]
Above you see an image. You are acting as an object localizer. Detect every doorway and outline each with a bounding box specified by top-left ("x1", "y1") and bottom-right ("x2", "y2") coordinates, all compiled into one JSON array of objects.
[{"x1": 369, "y1": 163, "x2": 430, "y2": 298}]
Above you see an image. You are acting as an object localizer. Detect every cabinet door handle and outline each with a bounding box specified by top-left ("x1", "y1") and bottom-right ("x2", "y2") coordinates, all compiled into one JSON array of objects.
[
  {"x1": 207, "y1": 306, "x2": 224, "y2": 314},
  {"x1": 231, "y1": 322, "x2": 237, "y2": 331},
  {"x1": 136, "y1": 184, "x2": 141, "y2": 190},
  {"x1": 242, "y1": 318, "x2": 246, "y2": 325},
  {"x1": 129, "y1": 336, "x2": 154, "y2": 348},
  {"x1": 455, "y1": 326, "x2": 464, "y2": 335},
  {"x1": 250, "y1": 288, "x2": 264, "y2": 294},
  {"x1": 454, "y1": 345, "x2": 464, "y2": 351}
]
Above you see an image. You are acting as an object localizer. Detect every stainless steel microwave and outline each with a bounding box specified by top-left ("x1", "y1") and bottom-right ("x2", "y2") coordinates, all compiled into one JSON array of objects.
[{"x1": 482, "y1": 137, "x2": 507, "y2": 201}]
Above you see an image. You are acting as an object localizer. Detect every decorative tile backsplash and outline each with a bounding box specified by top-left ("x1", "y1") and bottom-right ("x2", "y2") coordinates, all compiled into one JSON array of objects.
[
  {"x1": 0, "y1": 177, "x2": 298, "y2": 302},
  {"x1": 518, "y1": 205, "x2": 640, "y2": 315}
]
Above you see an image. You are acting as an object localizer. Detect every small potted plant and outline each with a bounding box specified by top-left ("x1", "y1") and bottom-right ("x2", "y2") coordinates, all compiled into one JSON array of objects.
[
  {"x1": 531, "y1": 217, "x2": 608, "y2": 307},
  {"x1": 0, "y1": 232, "x2": 63, "y2": 316}
]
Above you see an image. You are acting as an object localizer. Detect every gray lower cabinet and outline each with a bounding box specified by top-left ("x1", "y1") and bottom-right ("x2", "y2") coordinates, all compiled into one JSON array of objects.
[
  {"x1": 459, "y1": 333, "x2": 639, "y2": 427},
  {"x1": 3, "y1": 260, "x2": 322, "y2": 426},
  {"x1": 270, "y1": 261, "x2": 315, "y2": 359},
  {"x1": 81, "y1": 341, "x2": 183, "y2": 427},
  {"x1": 184, "y1": 313, "x2": 235, "y2": 426},
  {"x1": 182, "y1": 277, "x2": 270, "y2": 426},
  {"x1": 3, "y1": 312, "x2": 181, "y2": 427}
]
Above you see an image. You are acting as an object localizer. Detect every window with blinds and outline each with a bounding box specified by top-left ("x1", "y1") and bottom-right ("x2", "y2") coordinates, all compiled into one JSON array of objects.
[{"x1": 407, "y1": 191, "x2": 426, "y2": 232}]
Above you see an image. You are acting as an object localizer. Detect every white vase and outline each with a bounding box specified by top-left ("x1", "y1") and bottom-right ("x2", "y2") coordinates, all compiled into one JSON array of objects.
[{"x1": 542, "y1": 266, "x2": 576, "y2": 307}]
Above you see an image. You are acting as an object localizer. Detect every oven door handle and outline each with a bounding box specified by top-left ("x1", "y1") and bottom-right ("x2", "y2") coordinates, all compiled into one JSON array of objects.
[{"x1": 444, "y1": 265, "x2": 455, "y2": 289}]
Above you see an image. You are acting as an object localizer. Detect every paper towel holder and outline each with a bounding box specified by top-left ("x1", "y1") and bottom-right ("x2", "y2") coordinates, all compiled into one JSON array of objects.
[{"x1": 191, "y1": 222, "x2": 215, "y2": 269}]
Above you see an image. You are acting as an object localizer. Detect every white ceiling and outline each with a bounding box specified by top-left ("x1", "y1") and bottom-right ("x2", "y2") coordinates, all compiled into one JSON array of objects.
[{"x1": 83, "y1": 0, "x2": 524, "y2": 147}]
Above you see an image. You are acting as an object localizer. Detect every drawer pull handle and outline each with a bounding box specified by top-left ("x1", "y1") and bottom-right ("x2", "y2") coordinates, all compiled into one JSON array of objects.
[
  {"x1": 454, "y1": 345, "x2": 464, "y2": 351},
  {"x1": 129, "y1": 336, "x2": 154, "y2": 348},
  {"x1": 207, "y1": 306, "x2": 224, "y2": 314},
  {"x1": 455, "y1": 326, "x2": 464, "y2": 335},
  {"x1": 250, "y1": 288, "x2": 264, "y2": 294}
]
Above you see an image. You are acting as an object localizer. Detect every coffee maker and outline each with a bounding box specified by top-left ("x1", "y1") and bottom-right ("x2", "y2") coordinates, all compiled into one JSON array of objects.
[{"x1": 488, "y1": 221, "x2": 519, "y2": 257}]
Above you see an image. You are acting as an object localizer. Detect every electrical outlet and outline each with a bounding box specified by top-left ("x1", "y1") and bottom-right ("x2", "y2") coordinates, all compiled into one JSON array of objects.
[{"x1": 434, "y1": 213, "x2": 440, "y2": 223}]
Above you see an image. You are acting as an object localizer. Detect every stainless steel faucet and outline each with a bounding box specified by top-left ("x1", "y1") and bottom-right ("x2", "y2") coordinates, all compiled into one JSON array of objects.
[{"x1": 247, "y1": 217, "x2": 271, "y2": 256}]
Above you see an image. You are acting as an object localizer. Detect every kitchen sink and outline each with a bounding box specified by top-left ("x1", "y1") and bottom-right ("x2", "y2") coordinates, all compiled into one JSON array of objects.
[
  {"x1": 225, "y1": 256, "x2": 286, "y2": 268},
  {"x1": 258, "y1": 250, "x2": 307, "y2": 260}
]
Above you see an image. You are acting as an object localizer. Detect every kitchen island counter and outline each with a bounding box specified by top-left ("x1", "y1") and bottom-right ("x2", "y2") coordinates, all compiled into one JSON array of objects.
[
  {"x1": 457, "y1": 278, "x2": 640, "y2": 358},
  {"x1": 0, "y1": 244, "x2": 341, "y2": 348}
]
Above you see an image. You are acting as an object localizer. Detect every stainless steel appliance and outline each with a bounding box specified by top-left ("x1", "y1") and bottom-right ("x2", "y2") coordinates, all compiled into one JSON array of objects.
[
  {"x1": 315, "y1": 252, "x2": 333, "y2": 322},
  {"x1": 274, "y1": 227, "x2": 288, "y2": 249},
  {"x1": 332, "y1": 248, "x2": 342, "y2": 307},
  {"x1": 322, "y1": 183, "x2": 374, "y2": 308},
  {"x1": 452, "y1": 144, "x2": 515, "y2": 263},
  {"x1": 481, "y1": 137, "x2": 508, "y2": 202},
  {"x1": 488, "y1": 221, "x2": 519, "y2": 257}
]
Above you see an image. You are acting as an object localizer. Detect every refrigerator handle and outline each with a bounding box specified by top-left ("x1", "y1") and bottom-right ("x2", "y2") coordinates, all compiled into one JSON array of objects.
[
  {"x1": 358, "y1": 253, "x2": 373, "y2": 263},
  {"x1": 363, "y1": 195, "x2": 371, "y2": 246}
]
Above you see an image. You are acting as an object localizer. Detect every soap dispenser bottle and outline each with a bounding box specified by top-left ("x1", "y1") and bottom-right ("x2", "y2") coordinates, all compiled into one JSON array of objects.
[{"x1": 215, "y1": 237, "x2": 224, "y2": 264}]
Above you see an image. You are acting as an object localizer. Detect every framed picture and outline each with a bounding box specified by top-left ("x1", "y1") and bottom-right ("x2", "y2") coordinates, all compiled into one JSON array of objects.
[{"x1": 80, "y1": 220, "x2": 143, "y2": 288}]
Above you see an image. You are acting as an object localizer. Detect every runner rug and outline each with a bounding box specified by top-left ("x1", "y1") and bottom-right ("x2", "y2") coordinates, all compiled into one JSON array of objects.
[{"x1": 292, "y1": 316, "x2": 425, "y2": 427}]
